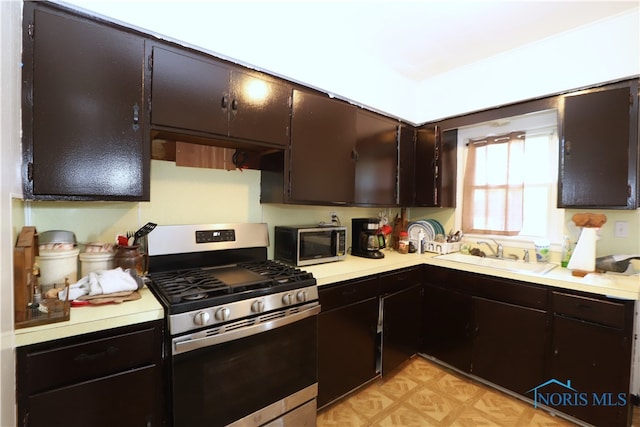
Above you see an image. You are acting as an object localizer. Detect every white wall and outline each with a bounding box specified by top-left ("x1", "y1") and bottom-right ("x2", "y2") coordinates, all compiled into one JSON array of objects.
[
  {"x1": 416, "y1": 10, "x2": 640, "y2": 123},
  {"x1": 0, "y1": 0, "x2": 22, "y2": 424}
]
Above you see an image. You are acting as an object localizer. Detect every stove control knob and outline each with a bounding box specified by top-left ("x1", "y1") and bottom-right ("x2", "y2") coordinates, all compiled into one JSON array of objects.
[
  {"x1": 296, "y1": 290, "x2": 308, "y2": 302},
  {"x1": 251, "y1": 299, "x2": 265, "y2": 313},
  {"x1": 282, "y1": 293, "x2": 293, "y2": 305},
  {"x1": 194, "y1": 311, "x2": 210, "y2": 326},
  {"x1": 215, "y1": 307, "x2": 231, "y2": 321}
]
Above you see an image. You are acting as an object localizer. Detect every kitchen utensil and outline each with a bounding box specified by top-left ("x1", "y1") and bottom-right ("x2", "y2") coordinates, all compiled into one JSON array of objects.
[
  {"x1": 595, "y1": 255, "x2": 640, "y2": 274},
  {"x1": 133, "y1": 222, "x2": 157, "y2": 245}
]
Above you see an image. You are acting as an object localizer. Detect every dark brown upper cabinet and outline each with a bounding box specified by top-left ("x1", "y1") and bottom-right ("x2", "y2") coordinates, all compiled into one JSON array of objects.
[
  {"x1": 398, "y1": 125, "x2": 457, "y2": 207},
  {"x1": 287, "y1": 89, "x2": 357, "y2": 204},
  {"x1": 21, "y1": 2, "x2": 149, "y2": 201},
  {"x1": 150, "y1": 45, "x2": 292, "y2": 148},
  {"x1": 354, "y1": 110, "x2": 399, "y2": 206},
  {"x1": 281, "y1": 90, "x2": 400, "y2": 206},
  {"x1": 558, "y1": 80, "x2": 638, "y2": 209}
]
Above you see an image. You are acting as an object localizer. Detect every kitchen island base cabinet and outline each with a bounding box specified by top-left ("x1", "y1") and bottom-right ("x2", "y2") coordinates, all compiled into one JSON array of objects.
[
  {"x1": 16, "y1": 320, "x2": 164, "y2": 427},
  {"x1": 318, "y1": 277, "x2": 380, "y2": 409}
]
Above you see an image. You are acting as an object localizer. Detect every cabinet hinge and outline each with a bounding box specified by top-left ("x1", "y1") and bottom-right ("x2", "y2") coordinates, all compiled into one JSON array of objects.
[
  {"x1": 27, "y1": 22, "x2": 34, "y2": 40},
  {"x1": 147, "y1": 54, "x2": 153, "y2": 71},
  {"x1": 27, "y1": 162, "x2": 33, "y2": 182},
  {"x1": 628, "y1": 184, "x2": 632, "y2": 198}
]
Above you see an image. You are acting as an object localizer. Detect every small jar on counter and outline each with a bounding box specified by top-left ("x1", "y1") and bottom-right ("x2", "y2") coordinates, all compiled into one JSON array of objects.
[
  {"x1": 113, "y1": 245, "x2": 144, "y2": 276},
  {"x1": 397, "y1": 231, "x2": 409, "y2": 254}
]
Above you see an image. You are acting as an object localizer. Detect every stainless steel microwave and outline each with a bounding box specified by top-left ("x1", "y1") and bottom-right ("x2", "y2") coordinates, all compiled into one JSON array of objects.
[{"x1": 274, "y1": 225, "x2": 347, "y2": 266}]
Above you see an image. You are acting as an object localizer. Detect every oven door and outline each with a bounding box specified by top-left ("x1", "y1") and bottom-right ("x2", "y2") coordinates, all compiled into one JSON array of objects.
[{"x1": 171, "y1": 304, "x2": 319, "y2": 426}]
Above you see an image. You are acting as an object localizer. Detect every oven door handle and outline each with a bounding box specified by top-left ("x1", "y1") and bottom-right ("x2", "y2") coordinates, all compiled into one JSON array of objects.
[{"x1": 173, "y1": 303, "x2": 320, "y2": 355}]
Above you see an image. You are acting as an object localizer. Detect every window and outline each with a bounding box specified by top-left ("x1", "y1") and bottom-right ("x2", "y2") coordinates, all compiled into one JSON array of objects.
[{"x1": 457, "y1": 110, "x2": 562, "y2": 242}]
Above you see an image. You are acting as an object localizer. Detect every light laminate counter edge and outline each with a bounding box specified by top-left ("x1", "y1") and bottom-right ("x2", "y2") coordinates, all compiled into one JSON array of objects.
[{"x1": 307, "y1": 251, "x2": 640, "y2": 301}]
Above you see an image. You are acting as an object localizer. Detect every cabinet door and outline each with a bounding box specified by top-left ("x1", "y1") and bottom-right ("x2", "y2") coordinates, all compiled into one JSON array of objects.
[
  {"x1": 414, "y1": 125, "x2": 437, "y2": 206},
  {"x1": 289, "y1": 90, "x2": 356, "y2": 204},
  {"x1": 559, "y1": 82, "x2": 638, "y2": 208},
  {"x1": 381, "y1": 284, "x2": 422, "y2": 376},
  {"x1": 354, "y1": 110, "x2": 398, "y2": 205},
  {"x1": 472, "y1": 297, "x2": 547, "y2": 395},
  {"x1": 229, "y1": 70, "x2": 291, "y2": 146},
  {"x1": 422, "y1": 284, "x2": 473, "y2": 372},
  {"x1": 151, "y1": 46, "x2": 229, "y2": 135},
  {"x1": 397, "y1": 125, "x2": 416, "y2": 206},
  {"x1": 26, "y1": 366, "x2": 159, "y2": 427},
  {"x1": 318, "y1": 297, "x2": 379, "y2": 408},
  {"x1": 25, "y1": 5, "x2": 148, "y2": 200},
  {"x1": 550, "y1": 315, "x2": 631, "y2": 427}
]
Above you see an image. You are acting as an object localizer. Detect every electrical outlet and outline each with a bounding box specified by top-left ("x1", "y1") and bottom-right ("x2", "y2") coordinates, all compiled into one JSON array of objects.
[
  {"x1": 329, "y1": 212, "x2": 338, "y2": 224},
  {"x1": 614, "y1": 221, "x2": 629, "y2": 238}
]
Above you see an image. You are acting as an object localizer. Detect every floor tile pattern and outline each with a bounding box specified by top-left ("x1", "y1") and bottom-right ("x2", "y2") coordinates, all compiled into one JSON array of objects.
[{"x1": 317, "y1": 357, "x2": 581, "y2": 427}]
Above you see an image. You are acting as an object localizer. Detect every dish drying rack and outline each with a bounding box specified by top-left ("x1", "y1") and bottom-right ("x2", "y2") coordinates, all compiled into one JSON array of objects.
[{"x1": 421, "y1": 240, "x2": 461, "y2": 255}]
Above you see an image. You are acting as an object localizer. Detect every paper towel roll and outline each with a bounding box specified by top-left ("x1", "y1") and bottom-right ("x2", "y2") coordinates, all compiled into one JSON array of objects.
[{"x1": 567, "y1": 227, "x2": 598, "y2": 276}]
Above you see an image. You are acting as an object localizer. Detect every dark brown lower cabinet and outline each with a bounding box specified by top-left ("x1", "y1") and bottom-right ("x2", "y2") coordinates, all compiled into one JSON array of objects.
[
  {"x1": 318, "y1": 277, "x2": 380, "y2": 409},
  {"x1": 422, "y1": 284, "x2": 473, "y2": 372},
  {"x1": 549, "y1": 292, "x2": 633, "y2": 427},
  {"x1": 381, "y1": 283, "x2": 422, "y2": 376},
  {"x1": 472, "y1": 297, "x2": 547, "y2": 395},
  {"x1": 16, "y1": 320, "x2": 164, "y2": 427},
  {"x1": 421, "y1": 265, "x2": 634, "y2": 427}
]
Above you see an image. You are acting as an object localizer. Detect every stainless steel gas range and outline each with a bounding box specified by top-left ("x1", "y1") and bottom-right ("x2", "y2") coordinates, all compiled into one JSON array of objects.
[{"x1": 146, "y1": 223, "x2": 319, "y2": 427}]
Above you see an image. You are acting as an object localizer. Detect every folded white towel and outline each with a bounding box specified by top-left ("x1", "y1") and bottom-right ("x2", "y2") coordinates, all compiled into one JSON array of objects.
[{"x1": 59, "y1": 268, "x2": 139, "y2": 301}]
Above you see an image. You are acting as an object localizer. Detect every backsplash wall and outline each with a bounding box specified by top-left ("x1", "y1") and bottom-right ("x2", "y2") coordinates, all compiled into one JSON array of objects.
[{"x1": 15, "y1": 159, "x2": 640, "y2": 260}]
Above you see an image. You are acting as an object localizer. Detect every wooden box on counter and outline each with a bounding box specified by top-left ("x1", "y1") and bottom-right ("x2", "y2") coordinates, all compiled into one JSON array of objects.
[{"x1": 14, "y1": 226, "x2": 70, "y2": 329}]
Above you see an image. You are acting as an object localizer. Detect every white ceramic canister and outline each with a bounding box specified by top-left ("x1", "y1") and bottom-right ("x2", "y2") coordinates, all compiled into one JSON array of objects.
[
  {"x1": 79, "y1": 251, "x2": 115, "y2": 277},
  {"x1": 35, "y1": 248, "x2": 80, "y2": 292}
]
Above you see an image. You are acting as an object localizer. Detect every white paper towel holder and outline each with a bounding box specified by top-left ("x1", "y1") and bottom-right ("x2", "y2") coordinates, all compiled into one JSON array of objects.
[{"x1": 567, "y1": 227, "x2": 599, "y2": 277}]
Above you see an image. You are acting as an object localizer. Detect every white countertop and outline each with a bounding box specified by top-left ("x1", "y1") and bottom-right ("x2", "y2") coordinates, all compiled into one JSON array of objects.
[
  {"x1": 306, "y1": 251, "x2": 640, "y2": 301},
  {"x1": 14, "y1": 286, "x2": 164, "y2": 347},
  {"x1": 15, "y1": 253, "x2": 639, "y2": 347}
]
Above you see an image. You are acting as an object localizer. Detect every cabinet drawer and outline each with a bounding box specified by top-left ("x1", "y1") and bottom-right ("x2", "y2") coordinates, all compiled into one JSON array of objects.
[
  {"x1": 319, "y1": 276, "x2": 379, "y2": 312},
  {"x1": 380, "y1": 266, "x2": 422, "y2": 295},
  {"x1": 22, "y1": 326, "x2": 157, "y2": 395},
  {"x1": 552, "y1": 292, "x2": 626, "y2": 329},
  {"x1": 476, "y1": 276, "x2": 547, "y2": 310}
]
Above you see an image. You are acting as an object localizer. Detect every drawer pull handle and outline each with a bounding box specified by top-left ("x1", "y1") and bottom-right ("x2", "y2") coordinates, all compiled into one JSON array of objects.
[{"x1": 74, "y1": 345, "x2": 119, "y2": 362}]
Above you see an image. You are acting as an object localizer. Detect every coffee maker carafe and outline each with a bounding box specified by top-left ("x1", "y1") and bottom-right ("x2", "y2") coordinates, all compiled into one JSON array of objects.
[{"x1": 352, "y1": 218, "x2": 384, "y2": 259}]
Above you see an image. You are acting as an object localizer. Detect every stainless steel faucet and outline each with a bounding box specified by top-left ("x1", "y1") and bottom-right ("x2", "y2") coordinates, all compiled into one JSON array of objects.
[{"x1": 476, "y1": 239, "x2": 503, "y2": 258}]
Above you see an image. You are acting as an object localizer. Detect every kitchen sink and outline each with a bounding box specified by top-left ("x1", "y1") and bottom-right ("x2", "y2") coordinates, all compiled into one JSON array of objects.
[{"x1": 435, "y1": 252, "x2": 557, "y2": 275}]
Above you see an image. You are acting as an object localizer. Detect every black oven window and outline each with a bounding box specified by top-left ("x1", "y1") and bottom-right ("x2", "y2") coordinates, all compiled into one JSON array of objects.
[{"x1": 172, "y1": 316, "x2": 317, "y2": 426}]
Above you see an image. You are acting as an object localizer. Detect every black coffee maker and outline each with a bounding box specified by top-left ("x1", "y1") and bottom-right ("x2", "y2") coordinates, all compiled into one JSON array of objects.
[{"x1": 351, "y1": 218, "x2": 384, "y2": 259}]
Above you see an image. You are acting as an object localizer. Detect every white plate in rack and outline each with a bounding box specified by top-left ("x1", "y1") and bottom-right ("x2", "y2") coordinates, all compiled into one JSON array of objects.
[{"x1": 408, "y1": 222, "x2": 434, "y2": 243}]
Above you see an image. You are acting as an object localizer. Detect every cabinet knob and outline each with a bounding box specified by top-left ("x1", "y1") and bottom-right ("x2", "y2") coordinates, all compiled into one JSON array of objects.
[
  {"x1": 231, "y1": 99, "x2": 239, "y2": 111},
  {"x1": 221, "y1": 95, "x2": 229, "y2": 110},
  {"x1": 553, "y1": 348, "x2": 559, "y2": 357}
]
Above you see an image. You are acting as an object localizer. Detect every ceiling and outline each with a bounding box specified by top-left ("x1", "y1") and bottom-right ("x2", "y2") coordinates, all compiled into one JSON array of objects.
[
  {"x1": 60, "y1": 0, "x2": 639, "y2": 121},
  {"x1": 62, "y1": 0, "x2": 638, "y2": 82}
]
